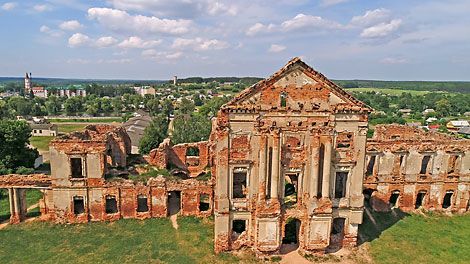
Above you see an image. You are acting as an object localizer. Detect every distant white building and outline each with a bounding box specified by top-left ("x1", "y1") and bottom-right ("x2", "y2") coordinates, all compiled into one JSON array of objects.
[{"x1": 134, "y1": 86, "x2": 155, "y2": 97}]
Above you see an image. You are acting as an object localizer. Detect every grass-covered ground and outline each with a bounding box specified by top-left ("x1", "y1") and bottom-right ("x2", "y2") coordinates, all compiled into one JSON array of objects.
[
  {"x1": 30, "y1": 136, "x2": 55, "y2": 151},
  {"x1": 48, "y1": 118, "x2": 122, "y2": 123},
  {"x1": 0, "y1": 189, "x2": 43, "y2": 222},
  {"x1": 346, "y1": 87, "x2": 431, "y2": 96},
  {"x1": 0, "y1": 217, "x2": 259, "y2": 264},
  {"x1": 56, "y1": 124, "x2": 88, "y2": 134}
]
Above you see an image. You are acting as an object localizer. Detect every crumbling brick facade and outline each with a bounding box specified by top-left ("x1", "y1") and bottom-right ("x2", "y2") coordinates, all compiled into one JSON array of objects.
[{"x1": 364, "y1": 124, "x2": 470, "y2": 213}]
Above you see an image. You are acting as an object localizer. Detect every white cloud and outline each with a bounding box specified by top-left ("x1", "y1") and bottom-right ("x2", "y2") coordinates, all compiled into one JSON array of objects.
[
  {"x1": 360, "y1": 19, "x2": 403, "y2": 38},
  {"x1": 1, "y1": 2, "x2": 17, "y2": 10},
  {"x1": 380, "y1": 57, "x2": 409, "y2": 64},
  {"x1": 39, "y1": 26, "x2": 63, "y2": 37},
  {"x1": 246, "y1": 23, "x2": 276, "y2": 36},
  {"x1": 172, "y1": 38, "x2": 229, "y2": 51},
  {"x1": 68, "y1": 33, "x2": 118, "y2": 48},
  {"x1": 33, "y1": 4, "x2": 53, "y2": 12},
  {"x1": 268, "y1": 44, "x2": 286, "y2": 53},
  {"x1": 88, "y1": 7, "x2": 192, "y2": 35},
  {"x1": 109, "y1": 0, "x2": 237, "y2": 18},
  {"x1": 280, "y1": 14, "x2": 343, "y2": 31},
  {"x1": 97, "y1": 58, "x2": 132, "y2": 64},
  {"x1": 118, "y1": 36, "x2": 162, "y2": 49},
  {"x1": 320, "y1": 0, "x2": 349, "y2": 7},
  {"x1": 59, "y1": 20, "x2": 84, "y2": 31},
  {"x1": 141, "y1": 49, "x2": 183, "y2": 59},
  {"x1": 350, "y1": 8, "x2": 391, "y2": 27}
]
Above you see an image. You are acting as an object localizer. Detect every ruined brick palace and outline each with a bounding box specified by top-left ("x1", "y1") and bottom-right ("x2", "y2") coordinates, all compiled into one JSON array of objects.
[{"x1": 1, "y1": 58, "x2": 469, "y2": 256}]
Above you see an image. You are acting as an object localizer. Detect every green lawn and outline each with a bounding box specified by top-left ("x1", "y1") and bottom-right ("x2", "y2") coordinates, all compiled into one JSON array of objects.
[
  {"x1": 0, "y1": 189, "x2": 43, "y2": 222},
  {"x1": 30, "y1": 136, "x2": 55, "y2": 151},
  {"x1": 369, "y1": 214, "x2": 470, "y2": 263},
  {"x1": 346, "y1": 87, "x2": 431, "y2": 96},
  {"x1": 0, "y1": 217, "x2": 258, "y2": 264},
  {"x1": 48, "y1": 118, "x2": 123, "y2": 123},
  {"x1": 56, "y1": 124, "x2": 88, "y2": 134}
]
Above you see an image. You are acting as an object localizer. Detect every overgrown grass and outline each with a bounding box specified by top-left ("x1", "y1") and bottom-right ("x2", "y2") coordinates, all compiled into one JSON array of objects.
[
  {"x1": 0, "y1": 189, "x2": 43, "y2": 222},
  {"x1": 0, "y1": 217, "x2": 258, "y2": 264},
  {"x1": 30, "y1": 136, "x2": 55, "y2": 151},
  {"x1": 369, "y1": 214, "x2": 470, "y2": 263}
]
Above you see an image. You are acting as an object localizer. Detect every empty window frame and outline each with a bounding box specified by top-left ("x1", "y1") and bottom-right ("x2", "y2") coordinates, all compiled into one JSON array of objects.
[
  {"x1": 420, "y1": 155, "x2": 431, "y2": 174},
  {"x1": 442, "y1": 191, "x2": 453, "y2": 209},
  {"x1": 280, "y1": 91, "x2": 287, "y2": 107},
  {"x1": 105, "y1": 195, "x2": 118, "y2": 214},
  {"x1": 233, "y1": 167, "x2": 247, "y2": 199},
  {"x1": 232, "y1": 219, "x2": 246, "y2": 235},
  {"x1": 447, "y1": 155, "x2": 460, "y2": 174},
  {"x1": 137, "y1": 195, "x2": 149, "y2": 212},
  {"x1": 334, "y1": 172, "x2": 348, "y2": 198},
  {"x1": 365, "y1": 155, "x2": 377, "y2": 177},
  {"x1": 199, "y1": 194, "x2": 210, "y2": 211},
  {"x1": 415, "y1": 191, "x2": 426, "y2": 209},
  {"x1": 70, "y1": 157, "x2": 83, "y2": 178},
  {"x1": 284, "y1": 173, "x2": 298, "y2": 204},
  {"x1": 186, "y1": 146, "x2": 200, "y2": 157},
  {"x1": 389, "y1": 191, "x2": 400, "y2": 207},
  {"x1": 73, "y1": 196, "x2": 85, "y2": 215}
]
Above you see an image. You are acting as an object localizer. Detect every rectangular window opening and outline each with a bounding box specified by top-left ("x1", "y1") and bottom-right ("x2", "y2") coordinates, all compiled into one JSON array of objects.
[
  {"x1": 137, "y1": 195, "x2": 149, "y2": 212},
  {"x1": 280, "y1": 91, "x2": 287, "y2": 107},
  {"x1": 199, "y1": 194, "x2": 210, "y2": 211},
  {"x1": 317, "y1": 144, "x2": 325, "y2": 198},
  {"x1": 366, "y1": 156, "x2": 376, "y2": 177},
  {"x1": 233, "y1": 168, "x2": 247, "y2": 199},
  {"x1": 266, "y1": 147, "x2": 272, "y2": 199},
  {"x1": 73, "y1": 196, "x2": 85, "y2": 215},
  {"x1": 232, "y1": 219, "x2": 246, "y2": 235},
  {"x1": 420, "y1": 156, "x2": 431, "y2": 174},
  {"x1": 448, "y1": 155, "x2": 458, "y2": 174},
  {"x1": 71, "y1": 158, "x2": 83, "y2": 178},
  {"x1": 389, "y1": 191, "x2": 400, "y2": 207},
  {"x1": 284, "y1": 173, "x2": 298, "y2": 205},
  {"x1": 415, "y1": 191, "x2": 426, "y2": 209},
  {"x1": 442, "y1": 191, "x2": 453, "y2": 209},
  {"x1": 334, "y1": 172, "x2": 348, "y2": 198},
  {"x1": 105, "y1": 195, "x2": 118, "y2": 214}
]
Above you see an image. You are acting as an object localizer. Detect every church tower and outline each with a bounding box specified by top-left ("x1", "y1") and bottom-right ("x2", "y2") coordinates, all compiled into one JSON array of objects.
[{"x1": 25, "y1": 72, "x2": 31, "y2": 93}]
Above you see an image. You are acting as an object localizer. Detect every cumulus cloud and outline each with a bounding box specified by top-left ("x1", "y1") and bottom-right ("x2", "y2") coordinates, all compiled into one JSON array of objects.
[
  {"x1": 108, "y1": 0, "x2": 237, "y2": 19},
  {"x1": 246, "y1": 23, "x2": 276, "y2": 36},
  {"x1": 268, "y1": 44, "x2": 286, "y2": 53},
  {"x1": 88, "y1": 7, "x2": 192, "y2": 35},
  {"x1": 1, "y1": 2, "x2": 17, "y2": 10},
  {"x1": 380, "y1": 57, "x2": 409, "y2": 64},
  {"x1": 320, "y1": 0, "x2": 349, "y2": 7},
  {"x1": 33, "y1": 4, "x2": 53, "y2": 12},
  {"x1": 172, "y1": 38, "x2": 229, "y2": 51},
  {"x1": 59, "y1": 20, "x2": 84, "y2": 31},
  {"x1": 39, "y1": 26, "x2": 63, "y2": 37},
  {"x1": 360, "y1": 19, "x2": 403, "y2": 38},
  {"x1": 350, "y1": 8, "x2": 391, "y2": 27},
  {"x1": 141, "y1": 49, "x2": 183, "y2": 59},
  {"x1": 68, "y1": 33, "x2": 118, "y2": 48},
  {"x1": 280, "y1": 14, "x2": 344, "y2": 31},
  {"x1": 118, "y1": 36, "x2": 162, "y2": 49}
]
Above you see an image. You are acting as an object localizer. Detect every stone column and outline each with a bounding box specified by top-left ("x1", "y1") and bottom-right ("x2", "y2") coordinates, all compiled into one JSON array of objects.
[
  {"x1": 271, "y1": 134, "x2": 280, "y2": 199},
  {"x1": 8, "y1": 188, "x2": 14, "y2": 219},
  {"x1": 322, "y1": 138, "x2": 332, "y2": 199},
  {"x1": 310, "y1": 142, "x2": 320, "y2": 196},
  {"x1": 259, "y1": 135, "x2": 267, "y2": 200}
]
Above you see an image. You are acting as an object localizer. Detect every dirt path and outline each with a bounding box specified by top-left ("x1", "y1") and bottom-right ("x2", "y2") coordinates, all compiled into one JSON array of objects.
[
  {"x1": 280, "y1": 244, "x2": 311, "y2": 264},
  {"x1": 167, "y1": 197, "x2": 180, "y2": 230}
]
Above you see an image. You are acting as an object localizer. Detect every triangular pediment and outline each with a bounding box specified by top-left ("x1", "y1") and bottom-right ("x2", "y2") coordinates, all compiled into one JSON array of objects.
[{"x1": 225, "y1": 57, "x2": 372, "y2": 112}]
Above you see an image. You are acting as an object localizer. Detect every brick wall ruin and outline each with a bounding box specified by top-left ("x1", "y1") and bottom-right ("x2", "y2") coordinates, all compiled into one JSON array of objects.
[{"x1": 2, "y1": 58, "x2": 470, "y2": 258}]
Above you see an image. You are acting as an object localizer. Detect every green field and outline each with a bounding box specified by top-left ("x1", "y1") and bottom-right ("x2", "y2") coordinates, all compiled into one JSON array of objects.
[
  {"x1": 56, "y1": 124, "x2": 88, "y2": 134},
  {"x1": 0, "y1": 189, "x2": 43, "y2": 222},
  {"x1": 0, "y1": 217, "x2": 258, "y2": 264},
  {"x1": 48, "y1": 118, "x2": 123, "y2": 123},
  {"x1": 30, "y1": 136, "x2": 55, "y2": 151},
  {"x1": 346, "y1": 87, "x2": 432, "y2": 96}
]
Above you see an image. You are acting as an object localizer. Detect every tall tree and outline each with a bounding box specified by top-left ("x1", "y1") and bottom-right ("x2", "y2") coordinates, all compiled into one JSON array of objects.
[
  {"x1": 138, "y1": 114, "x2": 169, "y2": 154},
  {"x1": 178, "y1": 98, "x2": 195, "y2": 114},
  {"x1": 171, "y1": 114, "x2": 212, "y2": 144}
]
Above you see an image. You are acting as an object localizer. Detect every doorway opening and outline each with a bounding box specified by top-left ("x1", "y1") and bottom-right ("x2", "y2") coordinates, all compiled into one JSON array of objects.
[
  {"x1": 415, "y1": 191, "x2": 426, "y2": 209},
  {"x1": 328, "y1": 218, "x2": 345, "y2": 252},
  {"x1": 282, "y1": 218, "x2": 300, "y2": 246},
  {"x1": 167, "y1": 191, "x2": 181, "y2": 216}
]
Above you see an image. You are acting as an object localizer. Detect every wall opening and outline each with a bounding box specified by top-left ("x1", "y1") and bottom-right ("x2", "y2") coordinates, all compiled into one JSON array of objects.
[
  {"x1": 442, "y1": 191, "x2": 453, "y2": 209},
  {"x1": 282, "y1": 218, "x2": 300, "y2": 246},
  {"x1": 186, "y1": 146, "x2": 200, "y2": 157},
  {"x1": 105, "y1": 195, "x2": 118, "y2": 214},
  {"x1": 70, "y1": 158, "x2": 83, "y2": 178},
  {"x1": 415, "y1": 191, "x2": 426, "y2": 209},
  {"x1": 389, "y1": 191, "x2": 400, "y2": 207},
  {"x1": 167, "y1": 191, "x2": 181, "y2": 216},
  {"x1": 137, "y1": 195, "x2": 149, "y2": 212},
  {"x1": 73, "y1": 196, "x2": 85, "y2": 215},
  {"x1": 284, "y1": 173, "x2": 298, "y2": 206},
  {"x1": 365, "y1": 156, "x2": 376, "y2": 177},
  {"x1": 334, "y1": 172, "x2": 348, "y2": 198},
  {"x1": 329, "y1": 218, "x2": 345, "y2": 250},
  {"x1": 199, "y1": 194, "x2": 210, "y2": 212},
  {"x1": 280, "y1": 91, "x2": 287, "y2": 107},
  {"x1": 420, "y1": 156, "x2": 431, "y2": 174},
  {"x1": 399, "y1": 155, "x2": 405, "y2": 167},
  {"x1": 363, "y1": 188, "x2": 375, "y2": 207},
  {"x1": 448, "y1": 155, "x2": 458, "y2": 174},
  {"x1": 233, "y1": 167, "x2": 247, "y2": 199},
  {"x1": 266, "y1": 147, "x2": 272, "y2": 199},
  {"x1": 231, "y1": 219, "x2": 246, "y2": 241},
  {"x1": 317, "y1": 144, "x2": 325, "y2": 197}
]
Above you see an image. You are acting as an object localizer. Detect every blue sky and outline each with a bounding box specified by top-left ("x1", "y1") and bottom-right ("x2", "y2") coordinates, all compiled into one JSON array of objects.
[{"x1": 0, "y1": 0, "x2": 469, "y2": 80}]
